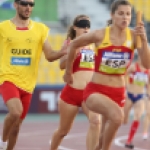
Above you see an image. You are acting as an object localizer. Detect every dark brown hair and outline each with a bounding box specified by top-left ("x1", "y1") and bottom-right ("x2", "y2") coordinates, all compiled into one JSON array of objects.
[
  {"x1": 67, "y1": 14, "x2": 89, "y2": 40},
  {"x1": 107, "y1": 0, "x2": 132, "y2": 26}
]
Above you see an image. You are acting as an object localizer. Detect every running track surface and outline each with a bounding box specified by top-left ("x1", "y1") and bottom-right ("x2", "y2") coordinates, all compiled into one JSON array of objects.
[{"x1": 0, "y1": 114, "x2": 149, "y2": 150}]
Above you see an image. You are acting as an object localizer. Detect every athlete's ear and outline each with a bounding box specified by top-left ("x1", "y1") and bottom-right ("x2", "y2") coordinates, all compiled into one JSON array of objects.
[
  {"x1": 73, "y1": 26, "x2": 77, "y2": 32},
  {"x1": 66, "y1": 37, "x2": 71, "y2": 45}
]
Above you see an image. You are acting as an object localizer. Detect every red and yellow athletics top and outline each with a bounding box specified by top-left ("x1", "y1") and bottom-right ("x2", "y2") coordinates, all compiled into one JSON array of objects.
[
  {"x1": 129, "y1": 63, "x2": 149, "y2": 86},
  {"x1": 72, "y1": 45, "x2": 94, "y2": 73},
  {"x1": 0, "y1": 20, "x2": 49, "y2": 93},
  {"x1": 94, "y1": 26, "x2": 135, "y2": 75}
]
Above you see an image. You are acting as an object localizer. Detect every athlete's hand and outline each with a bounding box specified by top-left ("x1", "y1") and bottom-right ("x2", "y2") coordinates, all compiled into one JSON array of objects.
[
  {"x1": 134, "y1": 22, "x2": 147, "y2": 41},
  {"x1": 63, "y1": 71, "x2": 73, "y2": 84}
]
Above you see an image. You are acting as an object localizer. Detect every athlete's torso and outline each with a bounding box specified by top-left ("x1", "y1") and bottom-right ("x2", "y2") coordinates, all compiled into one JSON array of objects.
[
  {"x1": 91, "y1": 26, "x2": 135, "y2": 87},
  {"x1": 71, "y1": 45, "x2": 94, "y2": 89},
  {"x1": 73, "y1": 45, "x2": 94, "y2": 73},
  {"x1": 127, "y1": 63, "x2": 149, "y2": 94},
  {"x1": 0, "y1": 20, "x2": 49, "y2": 93},
  {"x1": 130, "y1": 63, "x2": 149, "y2": 86}
]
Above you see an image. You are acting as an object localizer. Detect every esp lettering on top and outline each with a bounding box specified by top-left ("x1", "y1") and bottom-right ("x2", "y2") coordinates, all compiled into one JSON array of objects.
[{"x1": 105, "y1": 59, "x2": 126, "y2": 68}]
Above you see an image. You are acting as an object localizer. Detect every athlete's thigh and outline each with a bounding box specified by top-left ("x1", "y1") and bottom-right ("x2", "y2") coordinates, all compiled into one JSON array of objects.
[
  {"x1": 124, "y1": 98, "x2": 133, "y2": 116},
  {"x1": 58, "y1": 99, "x2": 79, "y2": 129},
  {"x1": 86, "y1": 93, "x2": 123, "y2": 120},
  {"x1": 0, "y1": 81, "x2": 23, "y2": 114},
  {"x1": 82, "y1": 101, "x2": 100, "y2": 123},
  {"x1": 81, "y1": 101, "x2": 89, "y2": 117},
  {"x1": 20, "y1": 93, "x2": 32, "y2": 119}
]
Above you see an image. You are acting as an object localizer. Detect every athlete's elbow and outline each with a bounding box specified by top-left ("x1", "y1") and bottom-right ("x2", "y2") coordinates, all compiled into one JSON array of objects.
[
  {"x1": 48, "y1": 58, "x2": 57, "y2": 62},
  {"x1": 143, "y1": 64, "x2": 150, "y2": 69},
  {"x1": 45, "y1": 56, "x2": 55, "y2": 62},
  {"x1": 69, "y1": 41, "x2": 79, "y2": 51},
  {"x1": 72, "y1": 42, "x2": 79, "y2": 50},
  {"x1": 59, "y1": 64, "x2": 65, "y2": 70},
  {"x1": 142, "y1": 62, "x2": 150, "y2": 69},
  {"x1": 59, "y1": 60, "x2": 66, "y2": 70}
]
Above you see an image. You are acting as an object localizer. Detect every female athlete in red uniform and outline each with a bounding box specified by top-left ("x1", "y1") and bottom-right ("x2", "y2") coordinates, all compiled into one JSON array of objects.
[
  {"x1": 50, "y1": 15, "x2": 100, "y2": 150},
  {"x1": 124, "y1": 57, "x2": 149, "y2": 148},
  {"x1": 63, "y1": 0, "x2": 150, "y2": 149}
]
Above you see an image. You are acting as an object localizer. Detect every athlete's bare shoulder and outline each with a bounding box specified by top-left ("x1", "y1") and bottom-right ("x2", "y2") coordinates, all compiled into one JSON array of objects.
[
  {"x1": 129, "y1": 28, "x2": 135, "y2": 41},
  {"x1": 93, "y1": 28, "x2": 106, "y2": 45}
]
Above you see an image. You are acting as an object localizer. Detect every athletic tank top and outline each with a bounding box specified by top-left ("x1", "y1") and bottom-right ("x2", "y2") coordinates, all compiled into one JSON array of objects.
[
  {"x1": 94, "y1": 27, "x2": 134, "y2": 75},
  {"x1": 129, "y1": 63, "x2": 149, "y2": 86},
  {"x1": 0, "y1": 20, "x2": 49, "y2": 93},
  {"x1": 72, "y1": 45, "x2": 94, "y2": 73}
]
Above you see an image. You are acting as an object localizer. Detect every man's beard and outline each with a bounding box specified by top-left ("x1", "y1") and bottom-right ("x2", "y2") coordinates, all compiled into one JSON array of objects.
[{"x1": 18, "y1": 13, "x2": 30, "y2": 20}]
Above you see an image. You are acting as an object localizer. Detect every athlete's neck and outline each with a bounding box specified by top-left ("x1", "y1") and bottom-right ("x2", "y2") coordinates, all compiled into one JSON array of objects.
[
  {"x1": 110, "y1": 25, "x2": 126, "y2": 37},
  {"x1": 11, "y1": 16, "x2": 30, "y2": 28}
]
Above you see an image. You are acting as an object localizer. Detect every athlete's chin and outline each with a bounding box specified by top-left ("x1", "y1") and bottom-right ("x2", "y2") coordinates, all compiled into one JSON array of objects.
[
  {"x1": 121, "y1": 23, "x2": 129, "y2": 28},
  {"x1": 24, "y1": 14, "x2": 30, "y2": 18},
  {"x1": 22, "y1": 16, "x2": 30, "y2": 20},
  {"x1": 19, "y1": 14, "x2": 30, "y2": 20},
  {"x1": 119, "y1": 25, "x2": 128, "y2": 30}
]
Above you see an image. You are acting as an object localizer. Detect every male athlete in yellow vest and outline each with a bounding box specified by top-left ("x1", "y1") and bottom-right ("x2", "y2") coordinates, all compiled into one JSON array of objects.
[{"x1": 0, "y1": 0, "x2": 66, "y2": 149}]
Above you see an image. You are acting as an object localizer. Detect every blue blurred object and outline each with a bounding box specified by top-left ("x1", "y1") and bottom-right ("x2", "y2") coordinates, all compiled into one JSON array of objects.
[{"x1": 0, "y1": 0, "x2": 14, "y2": 10}]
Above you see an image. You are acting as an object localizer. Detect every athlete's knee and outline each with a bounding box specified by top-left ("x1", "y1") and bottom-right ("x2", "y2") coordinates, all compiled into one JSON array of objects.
[
  {"x1": 89, "y1": 114, "x2": 101, "y2": 127},
  {"x1": 110, "y1": 110, "x2": 124, "y2": 126},
  {"x1": 58, "y1": 128, "x2": 70, "y2": 138},
  {"x1": 9, "y1": 109, "x2": 23, "y2": 121},
  {"x1": 134, "y1": 112, "x2": 142, "y2": 121}
]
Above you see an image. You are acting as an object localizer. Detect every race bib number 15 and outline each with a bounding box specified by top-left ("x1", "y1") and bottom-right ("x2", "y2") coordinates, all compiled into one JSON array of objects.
[
  {"x1": 80, "y1": 49, "x2": 94, "y2": 68},
  {"x1": 133, "y1": 72, "x2": 148, "y2": 83}
]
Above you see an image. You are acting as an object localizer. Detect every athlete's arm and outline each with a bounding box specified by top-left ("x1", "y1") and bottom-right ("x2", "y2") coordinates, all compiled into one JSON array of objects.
[
  {"x1": 126, "y1": 63, "x2": 135, "y2": 74},
  {"x1": 60, "y1": 55, "x2": 68, "y2": 70},
  {"x1": 133, "y1": 22, "x2": 150, "y2": 69},
  {"x1": 43, "y1": 38, "x2": 67, "y2": 62},
  {"x1": 59, "y1": 39, "x2": 71, "y2": 70}
]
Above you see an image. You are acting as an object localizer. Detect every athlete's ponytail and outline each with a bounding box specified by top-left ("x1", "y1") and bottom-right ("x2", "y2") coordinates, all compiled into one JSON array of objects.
[
  {"x1": 66, "y1": 14, "x2": 90, "y2": 40},
  {"x1": 67, "y1": 25, "x2": 76, "y2": 40}
]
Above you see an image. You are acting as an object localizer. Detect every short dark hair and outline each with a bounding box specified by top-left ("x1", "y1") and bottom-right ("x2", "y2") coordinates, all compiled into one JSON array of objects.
[{"x1": 14, "y1": 0, "x2": 20, "y2": 2}]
